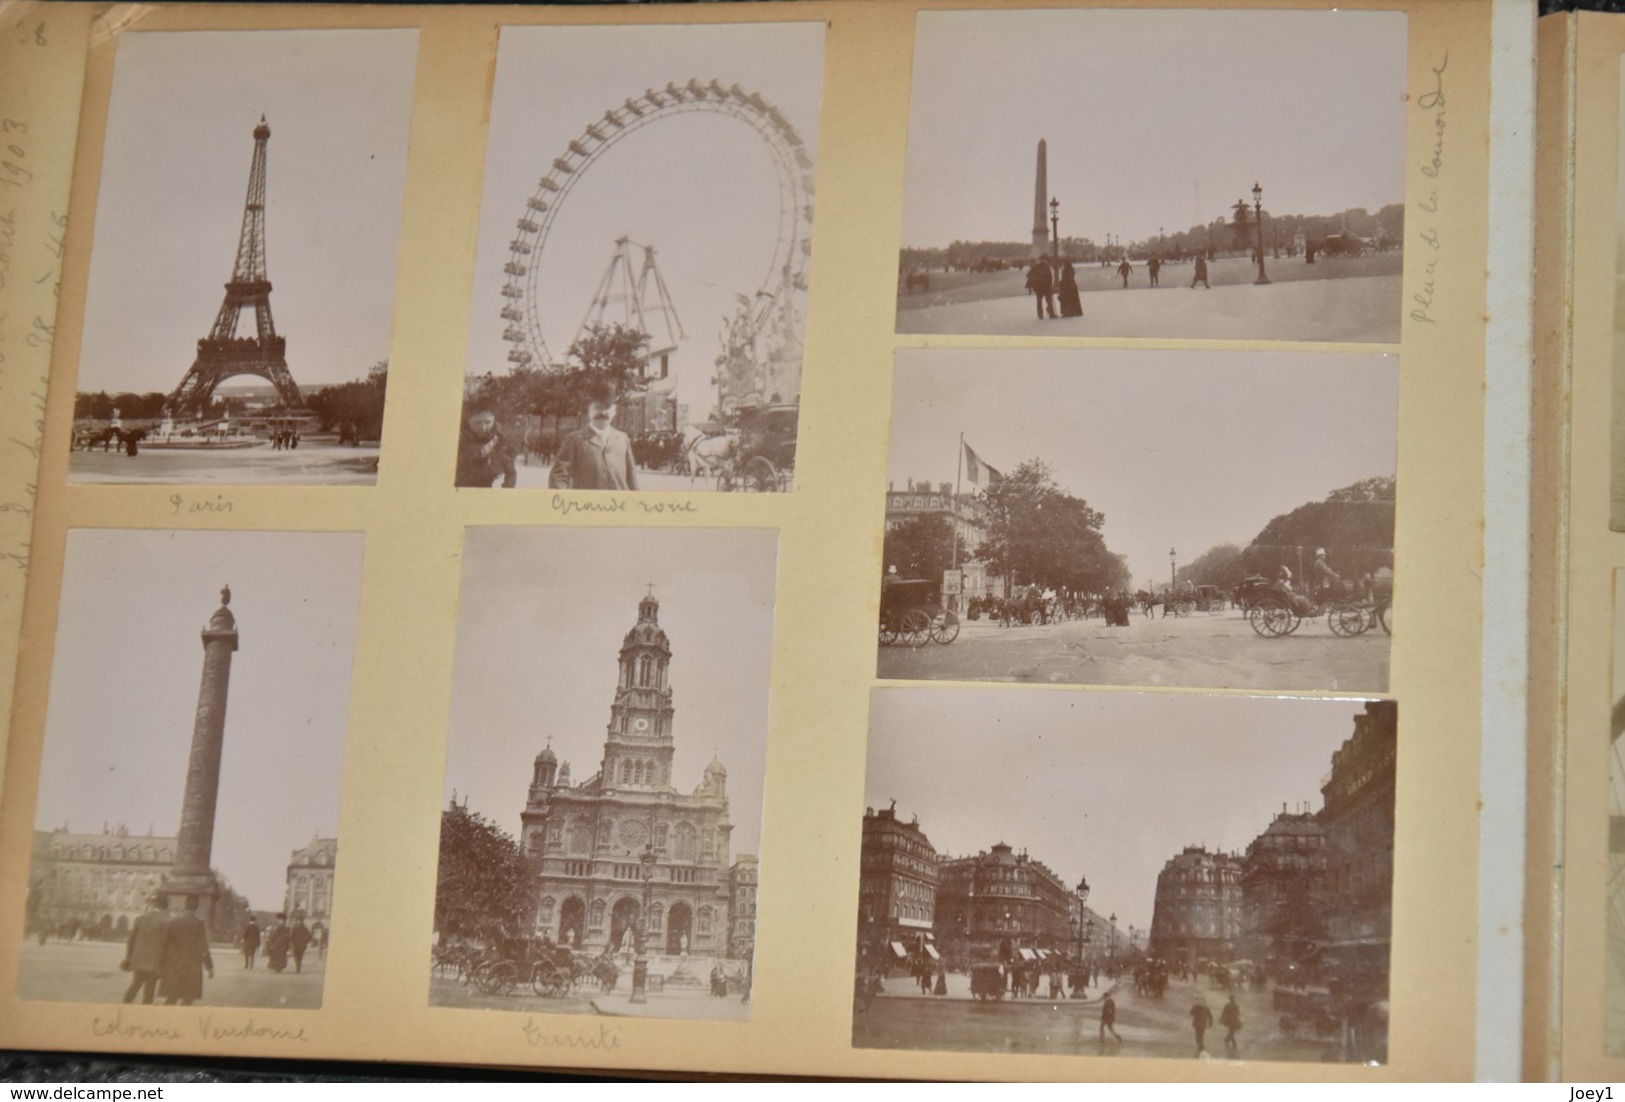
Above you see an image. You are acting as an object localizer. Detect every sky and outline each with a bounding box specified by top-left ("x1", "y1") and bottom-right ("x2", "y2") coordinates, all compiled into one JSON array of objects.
[
  {"x1": 865, "y1": 688, "x2": 1371, "y2": 934},
  {"x1": 76, "y1": 30, "x2": 418, "y2": 393},
  {"x1": 443, "y1": 528, "x2": 779, "y2": 860},
  {"x1": 33, "y1": 530, "x2": 364, "y2": 911},
  {"x1": 465, "y1": 22, "x2": 825, "y2": 420},
  {"x1": 888, "y1": 349, "x2": 1398, "y2": 585},
  {"x1": 901, "y1": 9, "x2": 1407, "y2": 248}
]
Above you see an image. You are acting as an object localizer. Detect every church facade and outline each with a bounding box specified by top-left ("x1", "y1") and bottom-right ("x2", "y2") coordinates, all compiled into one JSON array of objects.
[{"x1": 518, "y1": 593, "x2": 748, "y2": 961}]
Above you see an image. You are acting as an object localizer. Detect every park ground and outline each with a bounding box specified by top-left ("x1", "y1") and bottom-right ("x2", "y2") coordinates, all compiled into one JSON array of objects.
[
  {"x1": 877, "y1": 606, "x2": 1389, "y2": 694},
  {"x1": 69, "y1": 438, "x2": 379, "y2": 486},
  {"x1": 896, "y1": 254, "x2": 1402, "y2": 343},
  {"x1": 16, "y1": 937, "x2": 325, "y2": 1010},
  {"x1": 853, "y1": 972, "x2": 1352, "y2": 1064}
]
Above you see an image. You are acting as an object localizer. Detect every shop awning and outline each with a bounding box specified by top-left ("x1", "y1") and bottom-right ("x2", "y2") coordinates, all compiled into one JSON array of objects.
[
  {"x1": 889, "y1": 941, "x2": 908, "y2": 959},
  {"x1": 1018, "y1": 948, "x2": 1037, "y2": 961},
  {"x1": 924, "y1": 945, "x2": 940, "y2": 961}
]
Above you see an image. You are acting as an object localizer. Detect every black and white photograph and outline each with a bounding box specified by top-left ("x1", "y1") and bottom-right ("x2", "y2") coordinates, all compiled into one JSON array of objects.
[
  {"x1": 879, "y1": 349, "x2": 1396, "y2": 694},
  {"x1": 894, "y1": 9, "x2": 1406, "y2": 342},
  {"x1": 67, "y1": 30, "x2": 417, "y2": 485},
  {"x1": 852, "y1": 689, "x2": 1395, "y2": 1064},
  {"x1": 456, "y1": 22, "x2": 823, "y2": 492},
  {"x1": 19, "y1": 530, "x2": 362, "y2": 1009},
  {"x1": 431, "y1": 528, "x2": 775, "y2": 1021}
]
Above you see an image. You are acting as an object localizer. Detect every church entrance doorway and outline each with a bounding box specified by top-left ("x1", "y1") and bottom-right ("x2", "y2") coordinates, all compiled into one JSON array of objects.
[
  {"x1": 559, "y1": 896, "x2": 586, "y2": 949},
  {"x1": 609, "y1": 897, "x2": 639, "y2": 956},
  {"x1": 666, "y1": 902, "x2": 692, "y2": 956}
]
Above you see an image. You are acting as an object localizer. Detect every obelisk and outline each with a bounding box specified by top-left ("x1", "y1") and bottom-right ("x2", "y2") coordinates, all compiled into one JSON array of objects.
[
  {"x1": 1031, "y1": 139, "x2": 1049, "y2": 257},
  {"x1": 166, "y1": 585, "x2": 239, "y2": 904}
]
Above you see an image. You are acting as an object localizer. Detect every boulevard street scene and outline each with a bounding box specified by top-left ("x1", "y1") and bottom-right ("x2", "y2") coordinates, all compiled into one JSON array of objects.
[
  {"x1": 853, "y1": 690, "x2": 1396, "y2": 1064},
  {"x1": 66, "y1": 31, "x2": 415, "y2": 484},
  {"x1": 431, "y1": 528, "x2": 774, "y2": 1021},
  {"x1": 879, "y1": 349, "x2": 1397, "y2": 694},
  {"x1": 19, "y1": 531, "x2": 359, "y2": 1008},
  {"x1": 895, "y1": 9, "x2": 1405, "y2": 343},
  {"x1": 455, "y1": 24, "x2": 822, "y2": 493}
]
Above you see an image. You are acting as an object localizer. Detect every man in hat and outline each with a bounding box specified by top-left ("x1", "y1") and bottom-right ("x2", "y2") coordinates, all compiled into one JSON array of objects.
[
  {"x1": 1025, "y1": 256, "x2": 1056, "y2": 320},
  {"x1": 548, "y1": 378, "x2": 638, "y2": 490},
  {"x1": 160, "y1": 895, "x2": 213, "y2": 1006},
  {"x1": 1312, "y1": 548, "x2": 1342, "y2": 599},
  {"x1": 290, "y1": 915, "x2": 313, "y2": 974},
  {"x1": 121, "y1": 893, "x2": 169, "y2": 1004},
  {"x1": 240, "y1": 914, "x2": 260, "y2": 969}
]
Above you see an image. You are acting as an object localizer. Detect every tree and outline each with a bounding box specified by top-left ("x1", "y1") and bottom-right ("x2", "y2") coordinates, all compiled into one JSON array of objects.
[
  {"x1": 883, "y1": 513, "x2": 974, "y2": 583},
  {"x1": 1176, "y1": 543, "x2": 1246, "y2": 589},
  {"x1": 434, "y1": 804, "x2": 535, "y2": 942},
  {"x1": 1243, "y1": 476, "x2": 1396, "y2": 578},
  {"x1": 977, "y1": 459, "x2": 1127, "y2": 593},
  {"x1": 306, "y1": 361, "x2": 388, "y2": 444}
]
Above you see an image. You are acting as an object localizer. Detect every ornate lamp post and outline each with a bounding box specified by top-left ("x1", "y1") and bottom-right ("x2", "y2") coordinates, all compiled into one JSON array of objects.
[
  {"x1": 1050, "y1": 197, "x2": 1060, "y2": 262},
  {"x1": 1169, "y1": 547, "x2": 1177, "y2": 596},
  {"x1": 1109, "y1": 912, "x2": 1118, "y2": 960},
  {"x1": 630, "y1": 841, "x2": 657, "y2": 1003},
  {"x1": 1252, "y1": 182, "x2": 1272, "y2": 285}
]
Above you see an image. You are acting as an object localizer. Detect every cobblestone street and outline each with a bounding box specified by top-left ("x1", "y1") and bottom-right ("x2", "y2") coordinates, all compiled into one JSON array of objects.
[{"x1": 17, "y1": 938, "x2": 325, "y2": 1010}]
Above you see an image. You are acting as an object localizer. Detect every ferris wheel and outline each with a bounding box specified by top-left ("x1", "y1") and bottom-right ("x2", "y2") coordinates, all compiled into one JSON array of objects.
[{"x1": 501, "y1": 79, "x2": 816, "y2": 372}]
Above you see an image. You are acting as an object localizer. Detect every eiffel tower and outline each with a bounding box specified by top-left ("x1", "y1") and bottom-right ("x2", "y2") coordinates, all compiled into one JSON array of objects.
[{"x1": 168, "y1": 117, "x2": 305, "y2": 416}]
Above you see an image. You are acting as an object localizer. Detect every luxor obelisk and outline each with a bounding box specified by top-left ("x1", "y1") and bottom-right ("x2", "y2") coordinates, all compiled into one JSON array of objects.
[
  {"x1": 165, "y1": 585, "x2": 240, "y2": 908},
  {"x1": 1031, "y1": 139, "x2": 1049, "y2": 257}
]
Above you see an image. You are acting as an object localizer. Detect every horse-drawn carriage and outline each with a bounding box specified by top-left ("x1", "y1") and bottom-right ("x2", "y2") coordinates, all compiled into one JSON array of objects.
[
  {"x1": 878, "y1": 578, "x2": 959, "y2": 647},
  {"x1": 684, "y1": 403, "x2": 798, "y2": 492},
  {"x1": 1245, "y1": 577, "x2": 1392, "y2": 639},
  {"x1": 445, "y1": 932, "x2": 618, "y2": 998}
]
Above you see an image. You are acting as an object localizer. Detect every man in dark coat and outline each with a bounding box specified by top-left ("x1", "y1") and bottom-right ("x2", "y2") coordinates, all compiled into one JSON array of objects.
[
  {"x1": 265, "y1": 913, "x2": 291, "y2": 973},
  {"x1": 160, "y1": 895, "x2": 213, "y2": 1006},
  {"x1": 121, "y1": 893, "x2": 169, "y2": 1004},
  {"x1": 1191, "y1": 996, "x2": 1214, "y2": 1056},
  {"x1": 1190, "y1": 253, "x2": 1210, "y2": 289},
  {"x1": 240, "y1": 914, "x2": 260, "y2": 969},
  {"x1": 548, "y1": 380, "x2": 637, "y2": 491},
  {"x1": 1220, "y1": 994, "x2": 1242, "y2": 1054},
  {"x1": 290, "y1": 917, "x2": 312, "y2": 974},
  {"x1": 1117, "y1": 258, "x2": 1133, "y2": 288},
  {"x1": 1025, "y1": 257, "x2": 1056, "y2": 320}
]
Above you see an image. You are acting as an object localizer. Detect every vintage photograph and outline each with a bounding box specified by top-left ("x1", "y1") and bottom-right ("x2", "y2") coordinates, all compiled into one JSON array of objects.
[
  {"x1": 456, "y1": 22, "x2": 823, "y2": 492},
  {"x1": 431, "y1": 528, "x2": 776, "y2": 1021},
  {"x1": 67, "y1": 30, "x2": 418, "y2": 484},
  {"x1": 878, "y1": 349, "x2": 1397, "y2": 694},
  {"x1": 1609, "y1": 575, "x2": 1625, "y2": 1053},
  {"x1": 19, "y1": 530, "x2": 362, "y2": 1009},
  {"x1": 894, "y1": 9, "x2": 1406, "y2": 342},
  {"x1": 853, "y1": 689, "x2": 1395, "y2": 1064}
]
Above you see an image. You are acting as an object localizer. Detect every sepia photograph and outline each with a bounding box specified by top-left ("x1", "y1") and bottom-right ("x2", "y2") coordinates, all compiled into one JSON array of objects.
[
  {"x1": 19, "y1": 530, "x2": 363, "y2": 1009},
  {"x1": 431, "y1": 528, "x2": 776, "y2": 1021},
  {"x1": 67, "y1": 30, "x2": 418, "y2": 485},
  {"x1": 456, "y1": 22, "x2": 823, "y2": 492},
  {"x1": 878, "y1": 349, "x2": 1397, "y2": 695},
  {"x1": 894, "y1": 9, "x2": 1406, "y2": 342},
  {"x1": 853, "y1": 689, "x2": 1395, "y2": 1064}
]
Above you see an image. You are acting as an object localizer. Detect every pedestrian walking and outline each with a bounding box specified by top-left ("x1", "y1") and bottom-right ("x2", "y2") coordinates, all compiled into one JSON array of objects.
[
  {"x1": 265, "y1": 913, "x2": 291, "y2": 973},
  {"x1": 1191, "y1": 996, "x2": 1214, "y2": 1056},
  {"x1": 240, "y1": 914, "x2": 260, "y2": 969},
  {"x1": 1117, "y1": 258, "x2": 1133, "y2": 288},
  {"x1": 1058, "y1": 260, "x2": 1083, "y2": 317},
  {"x1": 1148, "y1": 256, "x2": 1162, "y2": 287},
  {"x1": 1220, "y1": 994, "x2": 1242, "y2": 1054},
  {"x1": 1026, "y1": 257, "x2": 1056, "y2": 320},
  {"x1": 1100, "y1": 992, "x2": 1123, "y2": 1044},
  {"x1": 1190, "y1": 253, "x2": 1210, "y2": 289},
  {"x1": 121, "y1": 894, "x2": 169, "y2": 1005},
  {"x1": 290, "y1": 916, "x2": 312, "y2": 974},
  {"x1": 159, "y1": 895, "x2": 213, "y2": 1006}
]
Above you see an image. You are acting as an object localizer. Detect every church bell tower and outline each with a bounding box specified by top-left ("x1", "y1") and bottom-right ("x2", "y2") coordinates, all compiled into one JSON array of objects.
[{"x1": 600, "y1": 591, "x2": 677, "y2": 790}]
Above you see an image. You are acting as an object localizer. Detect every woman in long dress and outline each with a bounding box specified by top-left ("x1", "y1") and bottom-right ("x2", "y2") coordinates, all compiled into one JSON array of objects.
[{"x1": 1058, "y1": 260, "x2": 1084, "y2": 317}]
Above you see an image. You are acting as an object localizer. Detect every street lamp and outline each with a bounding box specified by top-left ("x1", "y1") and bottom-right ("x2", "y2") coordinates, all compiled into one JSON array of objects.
[
  {"x1": 1109, "y1": 912, "x2": 1118, "y2": 959},
  {"x1": 1169, "y1": 547, "x2": 1177, "y2": 595},
  {"x1": 1050, "y1": 197, "x2": 1060, "y2": 262},
  {"x1": 630, "y1": 841, "x2": 657, "y2": 1004},
  {"x1": 1252, "y1": 182, "x2": 1272, "y2": 285}
]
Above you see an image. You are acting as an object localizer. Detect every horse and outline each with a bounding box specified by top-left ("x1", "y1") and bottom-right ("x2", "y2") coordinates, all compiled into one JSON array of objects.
[{"x1": 681, "y1": 424, "x2": 737, "y2": 483}]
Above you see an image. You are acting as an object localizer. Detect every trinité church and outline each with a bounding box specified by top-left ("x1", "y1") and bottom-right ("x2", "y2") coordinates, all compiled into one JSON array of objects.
[{"x1": 519, "y1": 592, "x2": 756, "y2": 962}]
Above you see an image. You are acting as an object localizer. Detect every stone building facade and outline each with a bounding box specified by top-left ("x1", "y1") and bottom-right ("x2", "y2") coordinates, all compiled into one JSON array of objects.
[
  {"x1": 1238, "y1": 809, "x2": 1327, "y2": 961},
  {"x1": 934, "y1": 842, "x2": 1083, "y2": 965},
  {"x1": 518, "y1": 594, "x2": 752, "y2": 961},
  {"x1": 857, "y1": 805, "x2": 940, "y2": 967},
  {"x1": 1148, "y1": 845, "x2": 1244, "y2": 967},
  {"x1": 1319, "y1": 699, "x2": 1397, "y2": 980},
  {"x1": 284, "y1": 835, "x2": 338, "y2": 925}
]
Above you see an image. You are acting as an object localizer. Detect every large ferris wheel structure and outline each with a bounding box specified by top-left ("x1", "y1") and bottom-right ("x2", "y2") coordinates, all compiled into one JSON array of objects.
[{"x1": 501, "y1": 79, "x2": 815, "y2": 410}]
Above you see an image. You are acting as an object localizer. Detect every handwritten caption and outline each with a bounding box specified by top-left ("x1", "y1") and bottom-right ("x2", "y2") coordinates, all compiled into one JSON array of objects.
[
  {"x1": 89, "y1": 1009, "x2": 310, "y2": 1045},
  {"x1": 169, "y1": 493, "x2": 234, "y2": 516},
  {"x1": 1410, "y1": 52, "x2": 1448, "y2": 325},
  {"x1": 522, "y1": 1018, "x2": 623, "y2": 1051},
  {"x1": 0, "y1": 90, "x2": 65, "y2": 575},
  {"x1": 551, "y1": 494, "x2": 699, "y2": 517}
]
